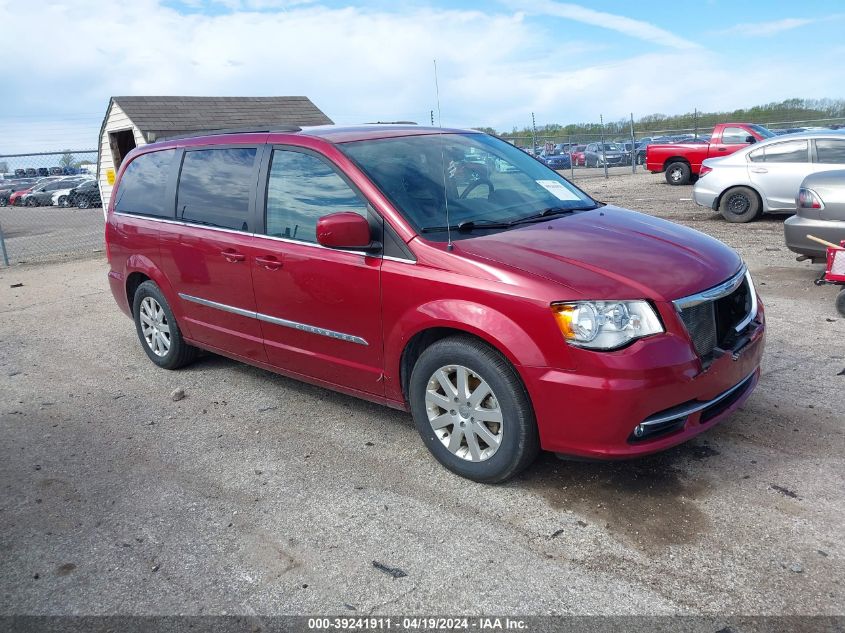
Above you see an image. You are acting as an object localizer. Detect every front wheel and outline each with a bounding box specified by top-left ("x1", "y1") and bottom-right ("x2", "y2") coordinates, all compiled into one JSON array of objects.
[
  {"x1": 836, "y1": 289, "x2": 845, "y2": 318},
  {"x1": 409, "y1": 336, "x2": 539, "y2": 483},
  {"x1": 719, "y1": 186, "x2": 761, "y2": 223},
  {"x1": 58, "y1": 196, "x2": 68, "y2": 207},
  {"x1": 133, "y1": 281, "x2": 198, "y2": 369},
  {"x1": 77, "y1": 195, "x2": 90, "y2": 209}
]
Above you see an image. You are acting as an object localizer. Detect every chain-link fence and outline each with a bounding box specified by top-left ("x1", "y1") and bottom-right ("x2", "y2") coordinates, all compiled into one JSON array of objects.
[
  {"x1": 504, "y1": 116, "x2": 845, "y2": 180},
  {"x1": 0, "y1": 150, "x2": 103, "y2": 266}
]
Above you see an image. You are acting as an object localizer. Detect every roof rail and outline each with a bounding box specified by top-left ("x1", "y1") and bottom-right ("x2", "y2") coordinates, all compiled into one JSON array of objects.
[
  {"x1": 363, "y1": 121, "x2": 418, "y2": 125},
  {"x1": 156, "y1": 125, "x2": 302, "y2": 141}
]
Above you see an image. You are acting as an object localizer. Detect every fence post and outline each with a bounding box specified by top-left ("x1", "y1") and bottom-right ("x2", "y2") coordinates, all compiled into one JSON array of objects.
[
  {"x1": 569, "y1": 135, "x2": 574, "y2": 180},
  {"x1": 0, "y1": 222, "x2": 9, "y2": 267},
  {"x1": 599, "y1": 115, "x2": 608, "y2": 179},
  {"x1": 630, "y1": 113, "x2": 636, "y2": 174}
]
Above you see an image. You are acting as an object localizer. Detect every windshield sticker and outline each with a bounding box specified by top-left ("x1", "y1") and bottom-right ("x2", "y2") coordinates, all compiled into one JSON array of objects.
[{"x1": 536, "y1": 180, "x2": 580, "y2": 201}]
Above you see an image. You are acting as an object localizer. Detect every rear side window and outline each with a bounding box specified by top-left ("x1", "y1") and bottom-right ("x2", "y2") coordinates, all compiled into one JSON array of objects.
[
  {"x1": 114, "y1": 149, "x2": 176, "y2": 217},
  {"x1": 750, "y1": 140, "x2": 808, "y2": 163},
  {"x1": 176, "y1": 148, "x2": 257, "y2": 231},
  {"x1": 264, "y1": 149, "x2": 368, "y2": 243},
  {"x1": 816, "y1": 139, "x2": 845, "y2": 164}
]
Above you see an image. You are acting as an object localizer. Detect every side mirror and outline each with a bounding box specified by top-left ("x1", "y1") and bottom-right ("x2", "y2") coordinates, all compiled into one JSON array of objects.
[
  {"x1": 316, "y1": 212, "x2": 378, "y2": 251},
  {"x1": 745, "y1": 135, "x2": 756, "y2": 144}
]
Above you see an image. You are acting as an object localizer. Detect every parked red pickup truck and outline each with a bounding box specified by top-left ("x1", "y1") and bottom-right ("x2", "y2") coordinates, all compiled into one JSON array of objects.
[{"x1": 646, "y1": 123, "x2": 774, "y2": 185}]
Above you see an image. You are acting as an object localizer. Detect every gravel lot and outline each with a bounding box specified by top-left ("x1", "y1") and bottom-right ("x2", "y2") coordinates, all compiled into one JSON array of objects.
[
  {"x1": 0, "y1": 204, "x2": 104, "y2": 265},
  {"x1": 1, "y1": 171, "x2": 843, "y2": 617}
]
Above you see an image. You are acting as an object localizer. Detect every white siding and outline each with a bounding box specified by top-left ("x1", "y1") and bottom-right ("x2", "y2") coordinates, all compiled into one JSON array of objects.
[{"x1": 97, "y1": 101, "x2": 146, "y2": 213}]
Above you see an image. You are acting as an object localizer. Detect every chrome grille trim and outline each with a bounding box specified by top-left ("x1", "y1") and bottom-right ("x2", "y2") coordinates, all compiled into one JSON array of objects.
[{"x1": 672, "y1": 265, "x2": 747, "y2": 310}]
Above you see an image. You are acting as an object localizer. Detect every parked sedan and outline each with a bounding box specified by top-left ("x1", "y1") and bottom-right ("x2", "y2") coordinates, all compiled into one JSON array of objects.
[
  {"x1": 584, "y1": 143, "x2": 626, "y2": 168},
  {"x1": 570, "y1": 145, "x2": 587, "y2": 166},
  {"x1": 784, "y1": 170, "x2": 845, "y2": 262},
  {"x1": 67, "y1": 180, "x2": 102, "y2": 208},
  {"x1": 0, "y1": 179, "x2": 37, "y2": 206},
  {"x1": 542, "y1": 152, "x2": 572, "y2": 170},
  {"x1": 692, "y1": 131, "x2": 845, "y2": 222},
  {"x1": 23, "y1": 178, "x2": 88, "y2": 207}
]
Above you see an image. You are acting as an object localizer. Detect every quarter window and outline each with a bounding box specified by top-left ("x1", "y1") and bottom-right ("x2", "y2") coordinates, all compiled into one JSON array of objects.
[
  {"x1": 764, "y1": 140, "x2": 808, "y2": 163},
  {"x1": 114, "y1": 149, "x2": 177, "y2": 218},
  {"x1": 265, "y1": 149, "x2": 368, "y2": 243},
  {"x1": 177, "y1": 148, "x2": 257, "y2": 231},
  {"x1": 816, "y1": 139, "x2": 845, "y2": 164}
]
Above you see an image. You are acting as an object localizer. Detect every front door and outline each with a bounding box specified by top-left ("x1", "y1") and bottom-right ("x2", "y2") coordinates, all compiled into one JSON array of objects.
[
  {"x1": 158, "y1": 146, "x2": 267, "y2": 362},
  {"x1": 250, "y1": 147, "x2": 384, "y2": 396},
  {"x1": 747, "y1": 139, "x2": 813, "y2": 210}
]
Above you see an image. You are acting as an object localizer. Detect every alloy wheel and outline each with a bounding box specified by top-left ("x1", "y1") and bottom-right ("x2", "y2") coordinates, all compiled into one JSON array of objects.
[
  {"x1": 139, "y1": 297, "x2": 171, "y2": 357},
  {"x1": 425, "y1": 364, "x2": 503, "y2": 462}
]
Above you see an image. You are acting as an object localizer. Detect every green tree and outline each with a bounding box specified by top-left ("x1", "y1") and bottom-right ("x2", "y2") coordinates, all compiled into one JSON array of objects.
[{"x1": 59, "y1": 151, "x2": 77, "y2": 169}]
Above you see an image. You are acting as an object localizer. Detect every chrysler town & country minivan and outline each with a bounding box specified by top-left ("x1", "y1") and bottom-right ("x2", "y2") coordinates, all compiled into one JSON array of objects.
[{"x1": 106, "y1": 125, "x2": 765, "y2": 482}]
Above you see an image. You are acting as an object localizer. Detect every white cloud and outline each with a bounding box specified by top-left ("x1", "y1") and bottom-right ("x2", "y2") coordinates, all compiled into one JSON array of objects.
[
  {"x1": 717, "y1": 17, "x2": 816, "y2": 37},
  {"x1": 0, "y1": 1, "x2": 842, "y2": 153},
  {"x1": 504, "y1": 0, "x2": 700, "y2": 49}
]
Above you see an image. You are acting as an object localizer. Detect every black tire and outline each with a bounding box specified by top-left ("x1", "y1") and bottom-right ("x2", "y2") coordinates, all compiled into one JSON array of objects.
[
  {"x1": 58, "y1": 196, "x2": 68, "y2": 208},
  {"x1": 77, "y1": 195, "x2": 90, "y2": 209},
  {"x1": 25, "y1": 198, "x2": 36, "y2": 207},
  {"x1": 719, "y1": 186, "x2": 762, "y2": 223},
  {"x1": 409, "y1": 335, "x2": 539, "y2": 483},
  {"x1": 132, "y1": 280, "x2": 198, "y2": 370},
  {"x1": 0, "y1": 197, "x2": 7, "y2": 207},
  {"x1": 836, "y1": 289, "x2": 845, "y2": 318},
  {"x1": 665, "y1": 161, "x2": 691, "y2": 185}
]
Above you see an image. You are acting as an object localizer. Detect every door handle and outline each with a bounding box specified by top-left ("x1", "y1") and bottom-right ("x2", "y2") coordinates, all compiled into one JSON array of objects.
[
  {"x1": 221, "y1": 249, "x2": 246, "y2": 262},
  {"x1": 255, "y1": 255, "x2": 283, "y2": 270},
  {"x1": 750, "y1": 167, "x2": 768, "y2": 174},
  {"x1": 717, "y1": 147, "x2": 728, "y2": 152}
]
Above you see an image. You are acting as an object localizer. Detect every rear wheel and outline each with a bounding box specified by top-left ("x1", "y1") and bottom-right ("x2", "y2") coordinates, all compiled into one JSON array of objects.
[
  {"x1": 58, "y1": 196, "x2": 68, "y2": 207},
  {"x1": 719, "y1": 186, "x2": 761, "y2": 223},
  {"x1": 132, "y1": 281, "x2": 198, "y2": 370},
  {"x1": 665, "y1": 161, "x2": 691, "y2": 185},
  {"x1": 409, "y1": 336, "x2": 539, "y2": 483},
  {"x1": 77, "y1": 195, "x2": 90, "y2": 209}
]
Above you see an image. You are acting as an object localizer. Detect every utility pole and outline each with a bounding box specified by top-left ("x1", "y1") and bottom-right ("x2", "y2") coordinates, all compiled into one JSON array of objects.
[
  {"x1": 430, "y1": 110, "x2": 435, "y2": 126},
  {"x1": 694, "y1": 108, "x2": 698, "y2": 138},
  {"x1": 630, "y1": 113, "x2": 636, "y2": 174},
  {"x1": 531, "y1": 112, "x2": 537, "y2": 154}
]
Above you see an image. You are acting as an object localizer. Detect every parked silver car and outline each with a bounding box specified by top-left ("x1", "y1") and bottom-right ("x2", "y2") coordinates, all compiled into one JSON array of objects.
[
  {"x1": 784, "y1": 170, "x2": 845, "y2": 262},
  {"x1": 692, "y1": 131, "x2": 845, "y2": 222}
]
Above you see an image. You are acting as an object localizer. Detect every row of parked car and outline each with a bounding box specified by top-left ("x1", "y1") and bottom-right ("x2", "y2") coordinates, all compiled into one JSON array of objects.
[
  {"x1": 688, "y1": 129, "x2": 845, "y2": 262},
  {"x1": 10, "y1": 166, "x2": 89, "y2": 178},
  {"x1": 0, "y1": 175, "x2": 102, "y2": 208}
]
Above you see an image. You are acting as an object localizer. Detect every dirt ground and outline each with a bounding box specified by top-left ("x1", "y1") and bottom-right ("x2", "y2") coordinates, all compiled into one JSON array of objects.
[{"x1": 1, "y1": 171, "x2": 843, "y2": 616}]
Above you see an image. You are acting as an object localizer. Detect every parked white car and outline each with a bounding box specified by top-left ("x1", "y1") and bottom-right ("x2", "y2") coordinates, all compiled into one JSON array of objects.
[
  {"x1": 692, "y1": 130, "x2": 845, "y2": 222},
  {"x1": 50, "y1": 177, "x2": 95, "y2": 207}
]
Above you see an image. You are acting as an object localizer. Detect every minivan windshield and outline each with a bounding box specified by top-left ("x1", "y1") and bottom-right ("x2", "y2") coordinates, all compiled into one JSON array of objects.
[{"x1": 341, "y1": 132, "x2": 598, "y2": 240}]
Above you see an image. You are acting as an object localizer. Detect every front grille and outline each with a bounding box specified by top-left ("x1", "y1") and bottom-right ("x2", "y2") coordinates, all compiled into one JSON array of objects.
[{"x1": 676, "y1": 271, "x2": 754, "y2": 362}]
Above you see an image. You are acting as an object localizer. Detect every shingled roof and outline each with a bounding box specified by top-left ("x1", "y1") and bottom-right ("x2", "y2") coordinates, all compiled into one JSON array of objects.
[{"x1": 109, "y1": 96, "x2": 333, "y2": 141}]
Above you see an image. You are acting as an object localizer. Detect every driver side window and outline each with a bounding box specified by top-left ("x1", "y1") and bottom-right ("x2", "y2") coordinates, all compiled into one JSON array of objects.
[{"x1": 265, "y1": 149, "x2": 368, "y2": 243}]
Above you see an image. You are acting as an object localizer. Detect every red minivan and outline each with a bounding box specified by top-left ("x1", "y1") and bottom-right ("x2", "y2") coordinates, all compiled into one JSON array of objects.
[{"x1": 106, "y1": 125, "x2": 765, "y2": 482}]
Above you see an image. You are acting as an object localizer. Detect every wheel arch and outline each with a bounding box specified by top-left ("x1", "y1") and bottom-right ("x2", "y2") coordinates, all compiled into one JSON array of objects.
[
  {"x1": 390, "y1": 300, "x2": 555, "y2": 405},
  {"x1": 662, "y1": 156, "x2": 690, "y2": 171},
  {"x1": 122, "y1": 255, "x2": 187, "y2": 327},
  {"x1": 715, "y1": 184, "x2": 765, "y2": 213}
]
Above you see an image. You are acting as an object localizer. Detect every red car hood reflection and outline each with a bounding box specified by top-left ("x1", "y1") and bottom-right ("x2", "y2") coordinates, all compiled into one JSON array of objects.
[{"x1": 454, "y1": 206, "x2": 743, "y2": 301}]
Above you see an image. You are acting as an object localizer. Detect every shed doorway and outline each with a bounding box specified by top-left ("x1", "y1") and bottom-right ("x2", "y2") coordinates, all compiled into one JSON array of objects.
[{"x1": 108, "y1": 129, "x2": 136, "y2": 170}]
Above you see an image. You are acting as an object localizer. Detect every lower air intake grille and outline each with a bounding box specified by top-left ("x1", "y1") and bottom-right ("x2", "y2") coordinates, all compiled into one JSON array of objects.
[{"x1": 680, "y1": 302, "x2": 717, "y2": 357}]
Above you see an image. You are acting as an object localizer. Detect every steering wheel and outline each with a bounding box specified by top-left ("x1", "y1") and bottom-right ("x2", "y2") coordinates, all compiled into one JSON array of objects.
[{"x1": 459, "y1": 177, "x2": 494, "y2": 199}]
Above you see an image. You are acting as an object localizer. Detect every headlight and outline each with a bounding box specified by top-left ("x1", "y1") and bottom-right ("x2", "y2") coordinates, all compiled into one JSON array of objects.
[{"x1": 551, "y1": 300, "x2": 664, "y2": 350}]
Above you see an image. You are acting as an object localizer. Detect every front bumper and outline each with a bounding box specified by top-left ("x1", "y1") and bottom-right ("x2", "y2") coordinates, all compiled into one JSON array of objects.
[
  {"x1": 784, "y1": 214, "x2": 845, "y2": 260},
  {"x1": 522, "y1": 305, "x2": 765, "y2": 459}
]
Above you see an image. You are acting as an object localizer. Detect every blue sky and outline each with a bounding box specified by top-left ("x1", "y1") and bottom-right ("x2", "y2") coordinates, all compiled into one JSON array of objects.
[{"x1": 1, "y1": 0, "x2": 844, "y2": 153}]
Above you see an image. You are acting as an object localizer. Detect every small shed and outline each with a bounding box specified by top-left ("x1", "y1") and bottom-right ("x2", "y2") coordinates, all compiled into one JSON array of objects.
[{"x1": 97, "y1": 96, "x2": 333, "y2": 209}]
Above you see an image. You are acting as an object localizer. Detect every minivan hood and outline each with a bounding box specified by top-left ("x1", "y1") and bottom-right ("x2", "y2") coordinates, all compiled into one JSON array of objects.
[{"x1": 455, "y1": 206, "x2": 742, "y2": 301}]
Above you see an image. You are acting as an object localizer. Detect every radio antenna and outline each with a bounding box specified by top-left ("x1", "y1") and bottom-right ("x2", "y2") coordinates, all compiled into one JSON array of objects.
[{"x1": 434, "y1": 59, "x2": 453, "y2": 251}]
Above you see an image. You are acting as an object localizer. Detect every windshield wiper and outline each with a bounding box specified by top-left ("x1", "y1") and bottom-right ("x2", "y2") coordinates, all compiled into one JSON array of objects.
[
  {"x1": 507, "y1": 204, "x2": 600, "y2": 226},
  {"x1": 420, "y1": 219, "x2": 513, "y2": 233},
  {"x1": 420, "y1": 204, "x2": 601, "y2": 234}
]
